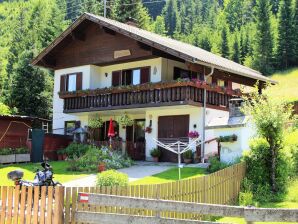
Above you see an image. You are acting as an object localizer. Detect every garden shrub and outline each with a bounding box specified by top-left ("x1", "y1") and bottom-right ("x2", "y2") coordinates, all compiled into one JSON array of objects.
[
  {"x1": 0, "y1": 147, "x2": 29, "y2": 155},
  {"x1": 207, "y1": 156, "x2": 228, "y2": 173},
  {"x1": 15, "y1": 147, "x2": 29, "y2": 154},
  {"x1": 67, "y1": 145, "x2": 134, "y2": 172},
  {"x1": 284, "y1": 130, "x2": 298, "y2": 176},
  {"x1": 239, "y1": 191, "x2": 253, "y2": 206},
  {"x1": 64, "y1": 143, "x2": 89, "y2": 159},
  {"x1": 96, "y1": 170, "x2": 128, "y2": 187},
  {"x1": 244, "y1": 138, "x2": 290, "y2": 201}
]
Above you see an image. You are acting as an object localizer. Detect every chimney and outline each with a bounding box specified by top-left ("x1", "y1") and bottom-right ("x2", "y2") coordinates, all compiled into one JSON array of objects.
[{"x1": 229, "y1": 98, "x2": 244, "y2": 117}]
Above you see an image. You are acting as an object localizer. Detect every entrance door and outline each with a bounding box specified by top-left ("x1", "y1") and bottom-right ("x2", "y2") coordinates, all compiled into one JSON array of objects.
[
  {"x1": 158, "y1": 115, "x2": 189, "y2": 162},
  {"x1": 126, "y1": 119, "x2": 146, "y2": 160}
]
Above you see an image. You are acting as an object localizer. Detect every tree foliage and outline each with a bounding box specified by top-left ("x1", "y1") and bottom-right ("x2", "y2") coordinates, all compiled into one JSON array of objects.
[{"x1": 242, "y1": 84, "x2": 293, "y2": 194}]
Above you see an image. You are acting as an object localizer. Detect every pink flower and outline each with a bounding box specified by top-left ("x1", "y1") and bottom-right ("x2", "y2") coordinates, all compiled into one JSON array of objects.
[{"x1": 188, "y1": 131, "x2": 199, "y2": 138}]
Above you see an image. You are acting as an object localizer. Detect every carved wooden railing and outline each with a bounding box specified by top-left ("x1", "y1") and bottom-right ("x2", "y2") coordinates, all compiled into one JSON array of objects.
[{"x1": 60, "y1": 82, "x2": 238, "y2": 112}]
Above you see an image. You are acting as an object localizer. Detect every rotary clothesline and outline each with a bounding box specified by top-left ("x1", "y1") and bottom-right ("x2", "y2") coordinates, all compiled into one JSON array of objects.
[{"x1": 153, "y1": 137, "x2": 202, "y2": 180}]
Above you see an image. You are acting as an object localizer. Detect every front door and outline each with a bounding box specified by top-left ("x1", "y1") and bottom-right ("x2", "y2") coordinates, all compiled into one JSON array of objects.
[
  {"x1": 126, "y1": 119, "x2": 145, "y2": 160},
  {"x1": 158, "y1": 115, "x2": 189, "y2": 162}
]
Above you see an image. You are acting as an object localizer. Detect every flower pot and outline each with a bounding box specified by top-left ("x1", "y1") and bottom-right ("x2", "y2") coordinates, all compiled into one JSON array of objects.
[
  {"x1": 98, "y1": 163, "x2": 106, "y2": 172},
  {"x1": 184, "y1": 158, "x2": 192, "y2": 164},
  {"x1": 153, "y1": 157, "x2": 159, "y2": 162},
  {"x1": 15, "y1": 154, "x2": 30, "y2": 163},
  {"x1": 0, "y1": 154, "x2": 15, "y2": 164}
]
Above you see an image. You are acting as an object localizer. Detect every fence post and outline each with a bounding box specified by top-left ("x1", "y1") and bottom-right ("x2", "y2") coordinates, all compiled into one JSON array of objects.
[
  {"x1": 54, "y1": 186, "x2": 65, "y2": 224},
  {"x1": 155, "y1": 184, "x2": 161, "y2": 218}
]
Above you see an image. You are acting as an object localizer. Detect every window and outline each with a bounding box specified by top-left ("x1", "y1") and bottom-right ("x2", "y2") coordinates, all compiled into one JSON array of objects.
[
  {"x1": 217, "y1": 79, "x2": 225, "y2": 87},
  {"x1": 112, "y1": 67, "x2": 150, "y2": 87},
  {"x1": 64, "y1": 121, "x2": 76, "y2": 135},
  {"x1": 173, "y1": 67, "x2": 199, "y2": 80},
  {"x1": 68, "y1": 74, "x2": 77, "y2": 91},
  {"x1": 60, "y1": 73, "x2": 82, "y2": 92}
]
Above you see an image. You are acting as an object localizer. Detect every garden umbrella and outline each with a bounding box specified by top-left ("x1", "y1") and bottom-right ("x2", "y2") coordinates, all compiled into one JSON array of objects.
[{"x1": 108, "y1": 118, "x2": 115, "y2": 148}]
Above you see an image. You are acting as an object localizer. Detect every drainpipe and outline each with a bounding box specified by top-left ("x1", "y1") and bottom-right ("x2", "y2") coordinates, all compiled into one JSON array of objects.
[{"x1": 202, "y1": 66, "x2": 214, "y2": 163}]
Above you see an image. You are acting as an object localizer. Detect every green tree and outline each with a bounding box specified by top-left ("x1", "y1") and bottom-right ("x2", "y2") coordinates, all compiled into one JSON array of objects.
[
  {"x1": 11, "y1": 50, "x2": 53, "y2": 118},
  {"x1": 80, "y1": 0, "x2": 103, "y2": 16},
  {"x1": 231, "y1": 34, "x2": 240, "y2": 63},
  {"x1": 242, "y1": 85, "x2": 293, "y2": 193},
  {"x1": 152, "y1": 15, "x2": 166, "y2": 35},
  {"x1": 220, "y1": 26, "x2": 229, "y2": 58},
  {"x1": 253, "y1": 0, "x2": 273, "y2": 75},
  {"x1": 292, "y1": 0, "x2": 298, "y2": 65},
  {"x1": 0, "y1": 102, "x2": 11, "y2": 115},
  {"x1": 162, "y1": 0, "x2": 180, "y2": 36},
  {"x1": 276, "y1": 0, "x2": 293, "y2": 69}
]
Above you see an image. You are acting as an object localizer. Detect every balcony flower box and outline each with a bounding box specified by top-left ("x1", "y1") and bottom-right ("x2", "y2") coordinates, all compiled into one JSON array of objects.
[{"x1": 0, "y1": 154, "x2": 15, "y2": 164}]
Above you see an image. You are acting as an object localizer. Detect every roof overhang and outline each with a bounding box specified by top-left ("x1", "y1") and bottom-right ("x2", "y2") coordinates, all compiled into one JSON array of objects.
[{"x1": 31, "y1": 13, "x2": 276, "y2": 85}]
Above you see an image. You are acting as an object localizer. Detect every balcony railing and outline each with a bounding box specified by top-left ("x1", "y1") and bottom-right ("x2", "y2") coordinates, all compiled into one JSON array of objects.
[{"x1": 59, "y1": 81, "x2": 240, "y2": 113}]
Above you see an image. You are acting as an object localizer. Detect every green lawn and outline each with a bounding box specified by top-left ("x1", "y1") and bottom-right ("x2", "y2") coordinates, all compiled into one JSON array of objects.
[
  {"x1": 269, "y1": 68, "x2": 298, "y2": 103},
  {"x1": 216, "y1": 178, "x2": 298, "y2": 224},
  {"x1": 130, "y1": 167, "x2": 206, "y2": 185},
  {"x1": 0, "y1": 161, "x2": 91, "y2": 186}
]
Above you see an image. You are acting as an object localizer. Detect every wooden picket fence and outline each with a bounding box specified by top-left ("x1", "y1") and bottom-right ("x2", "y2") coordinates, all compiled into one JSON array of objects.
[
  {"x1": 65, "y1": 162, "x2": 246, "y2": 223},
  {"x1": 0, "y1": 186, "x2": 64, "y2": 224}
]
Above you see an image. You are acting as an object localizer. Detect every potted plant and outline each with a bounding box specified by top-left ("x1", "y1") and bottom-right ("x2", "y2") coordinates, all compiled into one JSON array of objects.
[
  {"x1": 188, "y1": 131, "x2": 199, "y2": 139},
  {"x1": 118, "y1": 114, "x2": 134, "y2": 128},
  {"x1": 183, "y1": 150, "x2": 193, "y2": 164},
  {"x1": 98, "y1": 162, "x2": 106, "y2": 172},
  {"x1": 15, "y1": 147, "x2": 30, "y2": 162},
  {"x1": 0, "y1": 148, "x2": 14, "y2": 164},
  {"x1": 150, "y1": 148, "x2": 161, "y2": 162}
]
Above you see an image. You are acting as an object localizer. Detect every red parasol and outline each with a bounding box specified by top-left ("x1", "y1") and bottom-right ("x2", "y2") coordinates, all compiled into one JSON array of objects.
[{"x1": 108, "y1": 118, "x2": 115, "y2": 137}]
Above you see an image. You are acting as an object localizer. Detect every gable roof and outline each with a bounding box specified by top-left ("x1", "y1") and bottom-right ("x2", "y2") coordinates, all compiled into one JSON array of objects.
[{"x1": 32, "y1": 12, "x2": 275, "y2": 84}]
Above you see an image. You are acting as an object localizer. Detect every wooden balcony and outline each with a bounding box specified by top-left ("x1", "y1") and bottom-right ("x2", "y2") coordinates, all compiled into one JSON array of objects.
[{"x1": 59, "y1": 81, "x2": 240, "y2": 113}]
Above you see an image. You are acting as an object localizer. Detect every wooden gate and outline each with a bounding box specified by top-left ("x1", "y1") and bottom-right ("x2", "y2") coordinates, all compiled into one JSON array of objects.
[{"x1": 0, "y1": 186, "x2": 64, "y2": 224}]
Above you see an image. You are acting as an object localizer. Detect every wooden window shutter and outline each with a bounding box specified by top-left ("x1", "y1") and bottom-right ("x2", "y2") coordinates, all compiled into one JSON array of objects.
[
  {"x1": 76, "y1": 72, "x2": 83, "y2": 90},
  {"x1": 60, "y1": 75, "x2": 67, "y2": 92},
  {"x1": 140, "y1": 67, "x2": 150, "y2": 84},
  {"x1": 112, "y1": 71, "x2": 121, "y2": 86},
  {"x1": 227, "y1": 81, "x2": 232, "y2": 90}
]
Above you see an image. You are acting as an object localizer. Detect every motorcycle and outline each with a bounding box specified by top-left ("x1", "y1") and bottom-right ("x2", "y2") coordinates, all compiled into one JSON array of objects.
[{"x1": 7, "y1": 162, "x2": 61, "y2": 187}]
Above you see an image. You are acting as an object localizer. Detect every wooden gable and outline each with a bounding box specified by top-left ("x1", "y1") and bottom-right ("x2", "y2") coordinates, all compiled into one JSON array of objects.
[{"x1": 43, "y1": 21, "x2": 155, "y2": 69}]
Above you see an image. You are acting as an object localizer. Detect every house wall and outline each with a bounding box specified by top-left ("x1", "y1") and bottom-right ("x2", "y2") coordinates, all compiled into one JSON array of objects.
[
  {"x1": 52, "y1": 58, "x2": 190, "y2": 134},
  {"x1": 206, "y1": 121, "x2": 255, "y2": 164},
  {"x1": 144, "y1": 106, "x2": 228, "y2": 161}
]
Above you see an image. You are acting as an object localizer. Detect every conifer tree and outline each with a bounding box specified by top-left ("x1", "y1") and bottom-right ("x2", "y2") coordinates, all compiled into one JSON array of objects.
[
  {"x1": 153, "y1": 16, "x2": 166, "y2": 35},
  {"x1": 80, "y1": 0, "x2": 103, "y2": 16},
  {"x1": 220, "y1": 26, "x2": 229, "y2": 58},
  {"x1": 231, "y1": 34, "x2": 240, "y2": 63},
  {"x1": 292, "y1": 0, "x2": 298, "y2": 65},
  {"x1": 276, "y1": 0, "x2": 293, "y2": 69},
  {"x1": 253, "y1": 0, "x2": 273, "y2": 75},
  {"x1": 162, "y1": 0, "x2": 180, "y2": 36}
]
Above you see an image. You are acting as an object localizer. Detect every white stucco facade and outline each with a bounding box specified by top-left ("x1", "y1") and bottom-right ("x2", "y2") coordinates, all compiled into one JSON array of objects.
[{"x1": 52, "y1": 57, "x2": 244, "y2": 162}]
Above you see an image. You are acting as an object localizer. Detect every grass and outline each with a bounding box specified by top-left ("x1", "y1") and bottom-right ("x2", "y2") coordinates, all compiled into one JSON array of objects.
[
  {"x1": 215, "y1": 178, "x2": 298, "y2": 224},
  {"x1": 130, "y1": 167, "x2": 206, "y2": 185},
  {"x1": 269, "y1": 68, "x2": 298, "y2": 103},
  {"x1": 0, "y1": 161, "x2": 91, "y2": 186}
]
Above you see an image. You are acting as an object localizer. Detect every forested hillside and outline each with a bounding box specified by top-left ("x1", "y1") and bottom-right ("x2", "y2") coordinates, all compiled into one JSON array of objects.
[{"x1": 0, "y1": 0, "x2": 297, "y2": 118}]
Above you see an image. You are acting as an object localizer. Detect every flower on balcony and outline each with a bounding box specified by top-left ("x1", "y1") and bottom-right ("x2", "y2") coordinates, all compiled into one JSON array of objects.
[
  {"x1": 145, "y1": 126, "x2": 152, "y2": 133},
  {"x1": 188, "y1": 131, "x2": 199, "y2": 138}
]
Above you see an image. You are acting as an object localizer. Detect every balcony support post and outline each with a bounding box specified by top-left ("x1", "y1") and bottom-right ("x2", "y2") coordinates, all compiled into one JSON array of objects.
[{"x1": 202, "y1": 66, "x2": 214, "y2": 163}]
